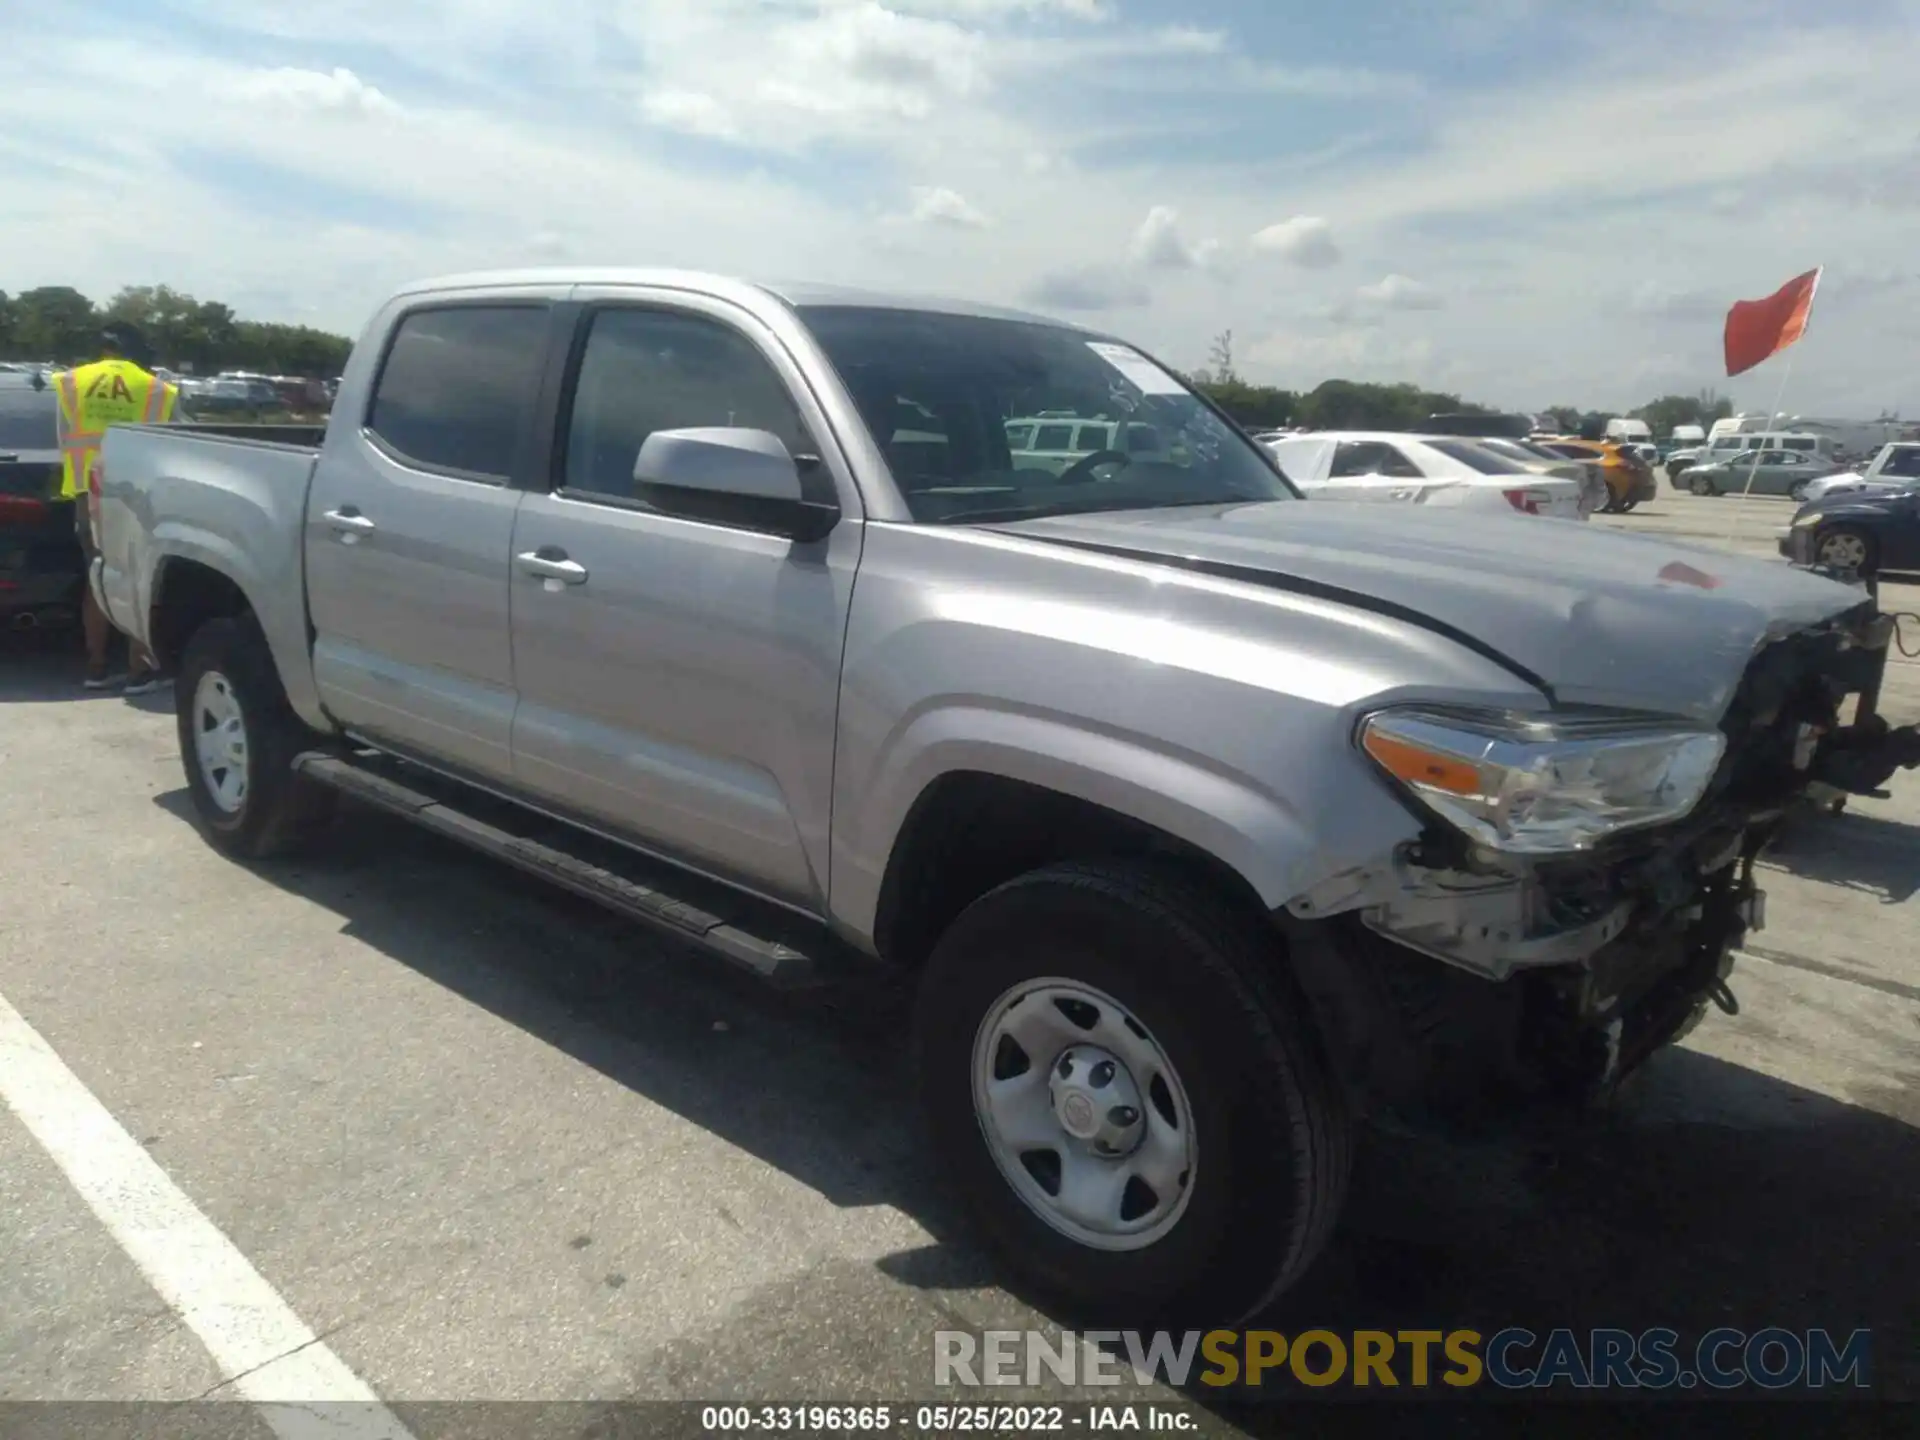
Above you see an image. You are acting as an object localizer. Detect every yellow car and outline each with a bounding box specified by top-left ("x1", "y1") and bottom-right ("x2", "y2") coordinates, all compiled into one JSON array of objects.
[{"x1": 1532, "y1": 437, "x2": 1659, "y2": 514}]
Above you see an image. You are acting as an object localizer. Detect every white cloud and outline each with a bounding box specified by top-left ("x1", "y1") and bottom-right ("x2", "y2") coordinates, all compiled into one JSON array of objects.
[
  {"x1": 7, "y1": 5, "x2": 1920, "y2": 415},
  {"x1": 1129, "y1": 206, "x2": 1218, "y2": 271},
  {"x1": 1024, "y1": 266, "x2": 1150, "y2": 312},
  {"x1": 233, "y1": 66, "x2": 400, "y2": 117},
  {"x1": 891, "y1": 0, "x2": 1110, "y2": 16},
  {"x1": 1356, "y1": 274, "x2": 1444, "y2": 311},
  {"x1": 908, "y1": 185, "x2": 991, "y2": 228},
  {"x1": 1250, "y1": 215, "x2": 1340, "y2": 268},
  {"x1": 641, "y1": 89, "x2": 737, "y2": 138}
]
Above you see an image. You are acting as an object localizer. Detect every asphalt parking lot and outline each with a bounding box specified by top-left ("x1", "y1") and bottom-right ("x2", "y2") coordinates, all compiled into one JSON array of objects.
[{"x1": 2, "y1": 487, "x2": 1917, "y2": 1431}]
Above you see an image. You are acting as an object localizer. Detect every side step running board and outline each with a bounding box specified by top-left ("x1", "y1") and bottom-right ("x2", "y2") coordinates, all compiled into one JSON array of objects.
[{"x1": 293, "y1": 752, "x2": 820, "y2": 988}]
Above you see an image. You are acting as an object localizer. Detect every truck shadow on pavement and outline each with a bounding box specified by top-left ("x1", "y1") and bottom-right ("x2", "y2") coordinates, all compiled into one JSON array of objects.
[
  {"x1": 1762, "y1": 805, "x2": 1920, "y2": 904},
  {"x1": 149, "y1": 788, "x2": 1920, "y2": 1415}
]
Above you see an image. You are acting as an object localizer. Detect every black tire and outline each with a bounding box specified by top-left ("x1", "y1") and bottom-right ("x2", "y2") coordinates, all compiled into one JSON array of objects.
[
  {"x1": 913, "y1": 861, "x2": 1352, "y2": 1324},
  {"x1": 1813, "y1": 526, "x2": 1877, "y2": 576},
  {"x1": 1690, "y1": 472, "x2": 1717, "y2": 496},
  {"x1": 1616, "y1": 497, "x2": 1640, "y2": 513},
  {"x1": 175, "y1": 614, "x2": 336, "y2": 859}
]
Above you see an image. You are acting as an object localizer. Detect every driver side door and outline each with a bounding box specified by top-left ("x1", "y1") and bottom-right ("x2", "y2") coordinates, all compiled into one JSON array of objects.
[{"x1": 506, "y1": 295, "x2": 863, "y2": 910}]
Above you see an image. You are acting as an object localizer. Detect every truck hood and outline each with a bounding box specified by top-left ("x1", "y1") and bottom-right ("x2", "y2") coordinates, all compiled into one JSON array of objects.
[{"x1": 996, "y1": 501, "x2": 1867, "y2": 724}]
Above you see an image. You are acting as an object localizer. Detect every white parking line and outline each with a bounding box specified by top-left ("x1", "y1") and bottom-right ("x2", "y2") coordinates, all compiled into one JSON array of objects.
[{"x1": 0, "y1": 989, "x2": 417, "y2": 1440}]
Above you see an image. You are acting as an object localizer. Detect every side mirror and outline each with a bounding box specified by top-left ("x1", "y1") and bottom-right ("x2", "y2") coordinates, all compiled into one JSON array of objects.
[{"x1": 633, "y1": 427, "x2": 840, "y2": 542}]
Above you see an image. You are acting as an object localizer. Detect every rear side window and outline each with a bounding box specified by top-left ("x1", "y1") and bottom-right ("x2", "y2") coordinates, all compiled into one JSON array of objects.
[
  {"x1": 0, "y1": 387, "x2": 58, "y2": 450},
  {"x1": 366, "y1": 305, "x2": 550, "y2": 480},
  {"x1": 1424, "y1": 439, "x2": 1515, "y2": 475},
  {"x1": 1072, "y1": 424, "x2": 1112, "y2": 453},
  {"x1": 1005, "y1": 423, "x2": 1035, "y2": 450},
  {"x1": 1330, "y1": 442, "x2": 1389, "y2": 477}
]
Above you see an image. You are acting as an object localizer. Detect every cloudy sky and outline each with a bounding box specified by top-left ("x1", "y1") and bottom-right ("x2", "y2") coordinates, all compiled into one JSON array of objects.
[{"x1": 4, "y1": 0, "x2": 1918, "y2": 414}]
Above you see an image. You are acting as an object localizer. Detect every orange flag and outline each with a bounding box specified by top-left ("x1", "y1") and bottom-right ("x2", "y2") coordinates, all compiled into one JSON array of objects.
[{"x1": 1724, "y1": 267, "x2": 1821, "y2": 377}]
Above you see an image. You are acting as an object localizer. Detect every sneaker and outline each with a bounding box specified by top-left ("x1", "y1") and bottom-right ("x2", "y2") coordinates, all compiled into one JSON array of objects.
[
  {"x1": 83, "y1": 671, "x2": 124, "y2": 692},
  {"x1": 123, "y1": 673, "x2": 170, "y2": 697}
]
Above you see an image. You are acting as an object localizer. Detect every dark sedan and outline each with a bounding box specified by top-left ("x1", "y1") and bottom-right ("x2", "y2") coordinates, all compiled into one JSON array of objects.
[
  {"x1": 0, "y1": 373, "x2": 83, "y2": 630},
  {"x1": 1779, "y1": 487, "x2": 1920, "y2": 577}
]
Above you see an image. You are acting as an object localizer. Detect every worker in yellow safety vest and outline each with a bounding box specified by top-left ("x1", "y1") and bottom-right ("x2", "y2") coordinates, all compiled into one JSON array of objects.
[{"x1": 53, "y1": 322, "x2": 181, "y2": 693}]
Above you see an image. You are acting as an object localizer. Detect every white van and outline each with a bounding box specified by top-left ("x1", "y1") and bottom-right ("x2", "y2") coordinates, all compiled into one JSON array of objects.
[
  {"x1": 1669, "y1": 424, "x2": 1706, "y2": 446},
  {"x1": 1604, "y1": 417, "x2": 1653, "y2": 444}
]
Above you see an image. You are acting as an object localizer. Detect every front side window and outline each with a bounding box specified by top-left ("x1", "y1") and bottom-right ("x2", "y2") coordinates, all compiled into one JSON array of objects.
[
  {"x1": 798, "y1": 306, "x2": 1292, "y2": 522},
  {"x1": 562, "y1": 308, "x2": 808, "y2": 500},
  {"x1": 366, "y1": 305, "x2": 549, "y2": 480}
]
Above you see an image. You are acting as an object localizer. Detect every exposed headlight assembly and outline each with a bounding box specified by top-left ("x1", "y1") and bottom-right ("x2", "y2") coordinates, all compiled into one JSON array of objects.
[{"x1": 1359, "y1": 708, "x2": 1726, "y2": 855}]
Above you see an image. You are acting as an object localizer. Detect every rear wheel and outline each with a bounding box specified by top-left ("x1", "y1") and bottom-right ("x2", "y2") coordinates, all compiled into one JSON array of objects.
[
  {"x1": 1616, "y1": 497, "x2": 1640, "y2": 513},
  {"x1": 176, "y1": 615, "x2": 336, "y2": 858},
  {"x1": 1789, "y1": 480, "x2": 1812, "y2": 503},
  {"x1": 914, "y1": 861, "x2": 1351, "y2": 1323}
]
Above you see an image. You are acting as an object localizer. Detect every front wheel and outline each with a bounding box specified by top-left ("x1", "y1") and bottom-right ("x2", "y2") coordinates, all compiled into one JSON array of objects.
[
  {"x1": 914, "y1": 862, "x2": 1352, "y2": 1323},
  {"x1": 1690, "y1": 472, "x2": 1717, "y2": 496},
  {"x1": 1616, "y1": 497, "x2": 1640, "y2": 513},
  {"x1": 1814, "y1": 527, "x2": 1875, "y2": 575},
  {"x1": 176, "y1": 615, "x2": 336, "y2": 859}
]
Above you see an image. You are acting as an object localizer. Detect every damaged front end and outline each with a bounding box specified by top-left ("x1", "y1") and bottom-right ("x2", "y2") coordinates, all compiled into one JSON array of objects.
[{"x1": 1284, "y1": 591, "x2": 1920, "y2": 1126}]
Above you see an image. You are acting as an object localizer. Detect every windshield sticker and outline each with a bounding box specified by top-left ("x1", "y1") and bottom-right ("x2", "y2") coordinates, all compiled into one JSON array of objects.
[{"x1": 1086, "y1": 342, "x2": 1185, "y2": 396}]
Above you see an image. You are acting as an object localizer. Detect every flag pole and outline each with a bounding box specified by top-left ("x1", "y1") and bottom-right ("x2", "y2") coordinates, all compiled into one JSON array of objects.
[{"x1": 1741, "y1": 347, "x2": 1798, "y2": 497}]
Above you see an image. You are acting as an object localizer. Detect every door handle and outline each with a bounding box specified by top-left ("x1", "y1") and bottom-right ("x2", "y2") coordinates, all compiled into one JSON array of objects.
[
  {"x1": 515, "y1": 549, "x2": 589, "y2": 586},
  {"x1": 322, "y1": 507, "x2": 375, "y2": 542}
]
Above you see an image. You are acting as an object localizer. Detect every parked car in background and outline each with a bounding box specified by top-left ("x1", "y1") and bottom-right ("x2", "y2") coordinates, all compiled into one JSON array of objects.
[
  {"x1": 1422, "y1": 412, "x2": 1538, "y2": 440},
  {"x1": 1684, "y1": 448, "x2": 1840, "y2": 500},
  {"x1": 1432, "y1": 434, "x2": 1608, "y2": 517},
  {"x1": 1800, "y1": 442, "x2": 1920, "y2": 504},
  {"x1": 1604, "y1": 417, "x2": 1653, "y2": 446},
  {"x1": 1532, "y1": 437, "x2": 1657, "y2": 513},
  {"x1": 0, "y1": 372, "x2": 83, "y2": 630},
  {"x1": 1265, "y1": 432, "x2": 1585, "y2": 519},
  {"x1": 1667, "y1": 430, "x2": 1837, "y2": 481},
  {"x1": 1782, "y1": 487, "x2": 1920, "y2": 576},
  {"x1": 1007, "y1": 414, "x2": 1173, "y2": 476}
]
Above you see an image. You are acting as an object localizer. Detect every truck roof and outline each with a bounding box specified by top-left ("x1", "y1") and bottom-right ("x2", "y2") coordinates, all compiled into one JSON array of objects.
[{"x1": 389, "y1": 268, "x2": 1086, "y2": 331}]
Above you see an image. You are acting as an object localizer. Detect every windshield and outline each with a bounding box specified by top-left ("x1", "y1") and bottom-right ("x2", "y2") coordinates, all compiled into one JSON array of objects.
[
  {"x1": 0, "y1": 387, "x2": 59, "y2": 451},
  {"x1": 797, "y1": 306, "x2": 1294, "y2": 523},
  {"x1": 1423, "y1": 439, "x2": 1524, "y2": 475}
]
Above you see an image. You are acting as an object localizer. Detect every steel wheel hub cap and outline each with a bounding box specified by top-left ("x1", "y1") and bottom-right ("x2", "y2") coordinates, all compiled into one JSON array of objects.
[
  {"x1": 192, "y1": 670, "x2": 249, "y2": 815},
  {"x1": 972, "y1": 979, "x2": 1195, "y2": 1251}
]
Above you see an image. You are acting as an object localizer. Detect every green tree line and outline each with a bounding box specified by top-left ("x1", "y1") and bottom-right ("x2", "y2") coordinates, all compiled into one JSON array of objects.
[
  {"x1": 2, "y1": 292, "x2": 1740, "y2": 437},
  {"x1": 1189, "y1": 331, "x2": 1736, "y2": 438},
  {"x1": 0, "y1": 285, "x2": 352, "y2": 378}
]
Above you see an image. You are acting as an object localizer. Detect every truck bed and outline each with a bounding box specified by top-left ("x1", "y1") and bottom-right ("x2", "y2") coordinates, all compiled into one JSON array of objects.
[{"x1": 96, "y1": 420, "x2": 328, "y2": 724}]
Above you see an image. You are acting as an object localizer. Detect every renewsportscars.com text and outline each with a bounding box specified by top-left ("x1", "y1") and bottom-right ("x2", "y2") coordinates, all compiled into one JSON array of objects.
[{"x1": 934, "y1": 1327, "x2": 1872, "y2": 1391}]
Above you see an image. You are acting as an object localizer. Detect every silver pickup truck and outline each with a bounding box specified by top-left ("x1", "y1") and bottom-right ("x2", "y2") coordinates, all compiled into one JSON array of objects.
[{"x1": 93, "y1": 269, "x2": 1920, "y2": 1323}]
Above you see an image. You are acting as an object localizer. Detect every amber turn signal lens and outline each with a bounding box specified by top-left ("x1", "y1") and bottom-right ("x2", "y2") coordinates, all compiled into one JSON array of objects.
[{"x1": 1360, "y1": 731, "x2": 1485, "y2": 796}]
